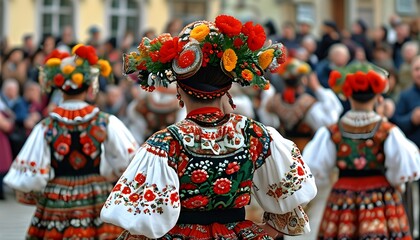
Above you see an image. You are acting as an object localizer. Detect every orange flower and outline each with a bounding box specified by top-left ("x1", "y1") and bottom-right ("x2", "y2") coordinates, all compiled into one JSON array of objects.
[
  {"x1": 98, "y1": 59, "x2": 112, "y2": 77},
  {"x1": 72, "y1": 73, "x2": 84, "y2": 86},
  {"x1": 190, "y1": 24, "x2": 210, "y2": 42},
  {"x1": 241, "y1": 69, "x2": 254, "y2": 81},
  {"x1": 222, "y1": 49, "x2": 237, "y2": 72},
  {"x1": 62, "y1": 65, "x2": 75, "y2": 75},
  {"x1": 46, "y1": 58, "x2": 61, "y2": 66},
  {"x1": 258, "y1": 49, "x2": 274, "y2": 70}
]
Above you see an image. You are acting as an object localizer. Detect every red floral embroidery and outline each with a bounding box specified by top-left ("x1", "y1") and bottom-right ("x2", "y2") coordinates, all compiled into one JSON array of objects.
[
  {"x1": 191, "y1": 169, "x2": 208, "y2": 184},
  {"x1": 234, "y1": 194, "x2": 251, "y2": 208},
  {"x1": 170, "y1": 192, "x2": 179, "y2": 205},
  {"x1": 225, "y1": 161, "x2": 240, "y2": 175},
  {"x1": 297, "y1": 166, "x2": 305, "y2": 176},
  {"x1": 181, "y1": 183, "x2": 197, "y2": 190},
  {"x1": 53, "y1": 134, "x2": 71, "y2": 155},
  {"x1": 337, "y1": 143, "x2": 351, "y2": 157},
  {"x1": 122, "y1": 187, "x2": 132, "y2": 194},
  {"x1": 239, "y1": 180, "x2": 252, "y2": 188},
  {"x1": 89, "y1": 125, "x2": 107, "y2": 142},
  {"x1": 134, "y1": 173, "x2": 146, "y2": 185},
  {"x1": 144, "y1": 189, "x2": 156, "y2": 201},
  {"x1": 213, "y1": 178, "x2": 232, "y2": 195},
  {"x1": 182, "y1": 195, "x2": 209, "y2": 209},
  {"x1": 113, "y1": 184, "x2": 122, "y2": 192},
  {"x1": 68, "y1": 151, "x2": 87, "y2": 170},
  {"x1": 250, "y1": 137, "x2": 262, "y2": 161},
  {"x1": 129, "y1": 193, "x2": 140, "y2": 202}
]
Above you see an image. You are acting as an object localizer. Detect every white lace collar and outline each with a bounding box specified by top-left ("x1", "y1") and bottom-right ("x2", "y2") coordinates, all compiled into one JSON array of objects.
[{"x1": 341, "y1": 110, "x2": 382, "y2": 127}]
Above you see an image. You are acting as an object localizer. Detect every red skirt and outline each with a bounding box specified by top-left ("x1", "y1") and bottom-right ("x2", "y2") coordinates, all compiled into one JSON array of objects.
[
  {"x1": 117, "y1": 220, "x2": 273, "y2": 240},
  {"x1": 318, "y1": 175, "x2": 412, "y2": 240}
]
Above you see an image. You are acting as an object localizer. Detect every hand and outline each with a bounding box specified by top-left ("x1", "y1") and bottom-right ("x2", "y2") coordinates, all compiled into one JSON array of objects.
[{"x1": 411, "y1": 107, "x2": 420, "y2": 125}]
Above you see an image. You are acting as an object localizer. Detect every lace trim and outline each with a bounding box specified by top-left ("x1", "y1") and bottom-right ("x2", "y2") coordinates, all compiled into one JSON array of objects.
[{"x1": 341, "y1": 110, "x2": 382, "y2": 127}]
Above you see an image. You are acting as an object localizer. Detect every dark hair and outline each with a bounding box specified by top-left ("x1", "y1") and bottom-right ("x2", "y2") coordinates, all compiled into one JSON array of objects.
[
  {"x1": 180, "y1": 65, "x2": 232, "y2": 93},
  {"x1": 351, "y1": 89, "x2": 376, "y2": 103}
]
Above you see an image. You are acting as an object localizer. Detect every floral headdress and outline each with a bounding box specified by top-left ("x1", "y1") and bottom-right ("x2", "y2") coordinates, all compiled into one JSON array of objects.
[
  {"x1": 328, "y1": 62, "x2": 388, "y2": 99},
  {"x1": 123, "y1": 15, "x2": 286, "y2": 97},
  {"x1": 40, "y1": 44, "x2": 112, "y2": 95},
  {"x1": 276, "y1": 57, "x2": 311, "y2": 81}
]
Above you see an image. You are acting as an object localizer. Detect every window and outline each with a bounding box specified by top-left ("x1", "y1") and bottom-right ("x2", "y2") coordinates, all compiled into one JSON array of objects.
[
  {"x1": 39, "y1": 0, "x2": 74, "y2": 36},
  {"x1": 169, "y1": 0, "x2": 208, "y2": 23},
  {"x1": 396, "y1": 0, "x2": 418, "y2": 15},
  {"x1": 107, "y1": 0, "x2": 140, "y2": 45}
]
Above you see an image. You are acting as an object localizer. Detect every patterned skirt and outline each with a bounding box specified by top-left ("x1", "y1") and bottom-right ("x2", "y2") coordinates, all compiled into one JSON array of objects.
[
  {"x1": 117, "y1": 220, "x2": 273, "y2": 240},
  {"x1": 318, "y1": 175, "x2": 412, "y2": 240},
  {"x1": 26, "y1": 174, "x2": 123, "y2": 239}
]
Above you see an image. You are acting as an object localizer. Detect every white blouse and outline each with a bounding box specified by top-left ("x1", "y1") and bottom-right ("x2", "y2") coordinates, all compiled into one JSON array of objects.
[
  {"x1": 3, "y1": 101, "x2": 138, "y2": 193},
  {"x1": 100, "y1": 125, "x2": 317, "y2": 238}
]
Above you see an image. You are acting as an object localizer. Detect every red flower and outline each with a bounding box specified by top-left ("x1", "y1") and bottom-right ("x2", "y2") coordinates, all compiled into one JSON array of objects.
[
  {"x1": 352, "y1": 71, "x2": 369, "y2": 92},
  {"x1": 182, "y1": 195, "x2": 209, "y2": 209},
  {"x1": 234, "y1": 194, "x2": 251, "y2": 208},
  {"x1": 129, "y1": 193, "x2": 140, "y2": 202},
  {"x1": 233, "y1": 38, "x2": 244, "y2": 48},
  {"x1": 122, "y1": 187, "x2": 132, "y2": 194},
  {"x1": 328, "y1": 70, "x2": 341, "y2": 88},
  {"x1": 367, "y1": 70, "x2": 387, "y2": 94},
  {"x1": 239, "y1": 180, "x2": 252, "y2": 188},
  {"x1": 191, "y1": 169, "x2": 208, "y2": 184},
  {"x1": 178, "y1": 50, "x2": 196, "y2": 68},
  {"x1": 337, "y1": 143, "x2": 351, "y2": 157},
  {"x1": 149, "y1": 51, "x2": 159, "y2": 62},
  {"x1": 134, "y1": 173, "x2": 146, "y2": 185},
  {"x1": 202, "y1": 42, "x2": 213, "y2": 53},
  {"x1": 53, "y1": 74, "x2": 65, "y2": 87},
  {"x1": 144, "y1": 189, "x2": 156, "y2": 201},
  {"x1": 275, "y1": 187, "x2": 283, "y2": 198},
  {"x1": 82, "y1": 141, "x2": 97, "y2": 156},
  {"x1": 342, "y1": 77, "x2": 353, "y2": 97},
  {"x1": 297, "y1": 166, "x2": 305, "y2": 176},
  {"x1": 225, "y1": 161, "x2": 240, "y2": 175},
  {"x1": 44, "y1": 50, "x2": 70, "y2": 63},
  {"x1": 282, "y1": 87, "x2": 296, "y2": 104},
  {"x1": 89, "y1": 126, "x2": 107, "y2": 142},
  {"x1": 158, "y1": 37, "x2": 185, "y2": 63},
  {"x1": 213, "y1": 178, "x2": 232, "y2": 195},
  {"x1": 170, "y1": 192, "x2": 179, "y2": 205},
  {"x1": 112, "y1": 184, "x2": 122, "y2": 192},
  {"x1": 241, "y1": 22, "x2": 266, "y2": 51},
  {"x1": 215, "y1": 15, "x2": 242, "y2": 37}
]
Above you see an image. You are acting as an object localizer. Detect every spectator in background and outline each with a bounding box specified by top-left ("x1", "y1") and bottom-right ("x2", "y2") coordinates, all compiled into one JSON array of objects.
[
  {"x1": 372, "y1": 43, "x2": 394, "y2": 70},
  {"x1": 22, "y1": 81, "x2": 44, "y2": 135},
  {"x1": 316, "y1": 20, "x2": 341, "y2": 60},
  {"x1": 263, "y1": 19, "x2": 279, "y2": 41},
  {"x1": 101, "y1": 37, "x2": 120, "y2": 64},
  {"x1": 27, "y1": 49, "x2": 45, "y2": 82},
  {"x1": 391, "y1": 55, "x2": 420, "y2": 148},
  {"x1": 351, "y1": 19, "x2": 373, "y2": 61},
  {"x1": 398, "y1": 41, "x2": 419, "y2": 91},
  {"x1": 104, "y1": 84, "x2": 126, "y2": 121},
  {"x1": 277, "y1": 21, "x2": 300, "y2": 54},
  {"x1": 1, "y1": 48, "x2": 28, "y2": 89},
  {"x1": 387, "y1": 14, "x2": 402, "y2": 44},
  {"x1": 86, "y1": 25, "x2": 101, "y2": 50},
  {"x1": 300, "y1": 36, "x2": 319, "y2": 69},
  {"x1": 39, "y1": 34, "x2": 56, "y2": 56},
  {"x1": 142, "y1": 28, "x2": 157, "y2": 39},
  {"x1": 120, "y1": 31, "x2": 136, "y2": 53},
  {"x1": 392, "y1": 22, "x2": 411, "y2": 70},
  {"x1": 164, "y1": 18, "x2": 183, "y2": 36},
  {"x1": 316, "y1": 43, "x2": 350, "y2": 88},
  {"x1": 296, "y1": 17, "x2": 313, "y2": 43},
  {"x1": 22, "y1": 34, "x2": 36, "y2": 59},
  {"x1": 371, "y1": 25, "x2": 390, "y2": 49},
  {"x1": 0, "y1": 79, "x2": 28, "y2": 157},
  {"x1": 56, "y1": 25, "x2": 77, "y2": 53},
  {"x1": 0, "y1": 93, "x2": 14, "y2": 200}
]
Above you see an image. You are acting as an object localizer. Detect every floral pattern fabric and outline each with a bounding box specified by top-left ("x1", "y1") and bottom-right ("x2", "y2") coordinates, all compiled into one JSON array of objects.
[{"x1": 101, "y1": 110, "x2": 317, "y2": 239}]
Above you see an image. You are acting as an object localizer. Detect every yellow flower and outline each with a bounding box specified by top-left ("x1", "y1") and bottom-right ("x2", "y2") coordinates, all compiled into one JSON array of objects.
[
  {"x1": 190, "y1": 24, "x2": 210, "y2": 42},
  {"x1": 72, "y1": 73, "x2": 84, "y2": 86},
  {"x1": 45, "y1": 58, "x2": 61, "y2": 66},
  {"x1": 241, "y1": 69, "x2": 254, "y2": 81},
  {"x1": 297, "y1": 64, "x2": 310, "y2": 74},
  {"x1": 258, "y1": 49, "x2": 274, "y2": 70},
  {"x1": 75, "y1": 58, "x2": 84, "y2": 66},
  {"x1": 222, "y1": 49, "x2": 237, "y2": 72},
  {"x1": 263, "y1": 82, "x2": 270, "y2": 90},
  {"x1": 72, "y1": 44, "x2": 84, "y2": 54},
  {"x1": 62, "y1": 65, "x2": 76, "y2": 75},
  {"x1": 98, "y1": 59, "x2": 112, "y2": 77}
]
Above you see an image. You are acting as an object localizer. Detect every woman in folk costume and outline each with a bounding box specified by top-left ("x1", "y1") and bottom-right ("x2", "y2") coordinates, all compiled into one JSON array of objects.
[
  {"x1": 303, "y1": 62, "x2": 420, "y2": 239},
  {"x1": 3, "y1": 45, "x2": 138, "y2": 239},
  {"x1": 101, "y1": 15, "x2": 317, "y2": 239},
  {"x1": 266, "y1": 58, "x2": 343, "y2": 150}
]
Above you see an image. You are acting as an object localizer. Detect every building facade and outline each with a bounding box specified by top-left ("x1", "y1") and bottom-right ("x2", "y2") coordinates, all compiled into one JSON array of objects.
[{"x1": 1, "y1": 0, "x2": 419, "y2": 47}]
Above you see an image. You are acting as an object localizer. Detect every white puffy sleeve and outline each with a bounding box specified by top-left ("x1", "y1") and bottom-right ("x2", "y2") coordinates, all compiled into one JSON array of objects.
[
  {"x1": 101, "y1": 143, "x2": 180, "y2": 239},
  {"x1": 302, "y1": 127, "x2": 337, "y2": 186},
  {"x1": 252, "y1": 127, "x2": 317, "y2": 235},
  {"x1": 100, "y1": 115, "x2": 139, "y2": 178},
  {"x1": 304, "y1": 88, "x2": 343, "y2": 130},
  {"x1": 3, "y1": 123, "x2": 53, "y2": 192},
  {"x1": 384, "y1": 126, "x2": 420, "y2": 186}
]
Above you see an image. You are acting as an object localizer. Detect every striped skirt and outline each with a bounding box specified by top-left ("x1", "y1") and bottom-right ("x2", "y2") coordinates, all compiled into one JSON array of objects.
[{"x1": 26, "y1": 174, "x2": 123, "y2": 239}]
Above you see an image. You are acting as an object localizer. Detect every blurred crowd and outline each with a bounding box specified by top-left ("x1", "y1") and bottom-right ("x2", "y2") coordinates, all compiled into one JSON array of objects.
[{"x1": 1, "y1": 13, "x2": 420, "y2": 180}]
